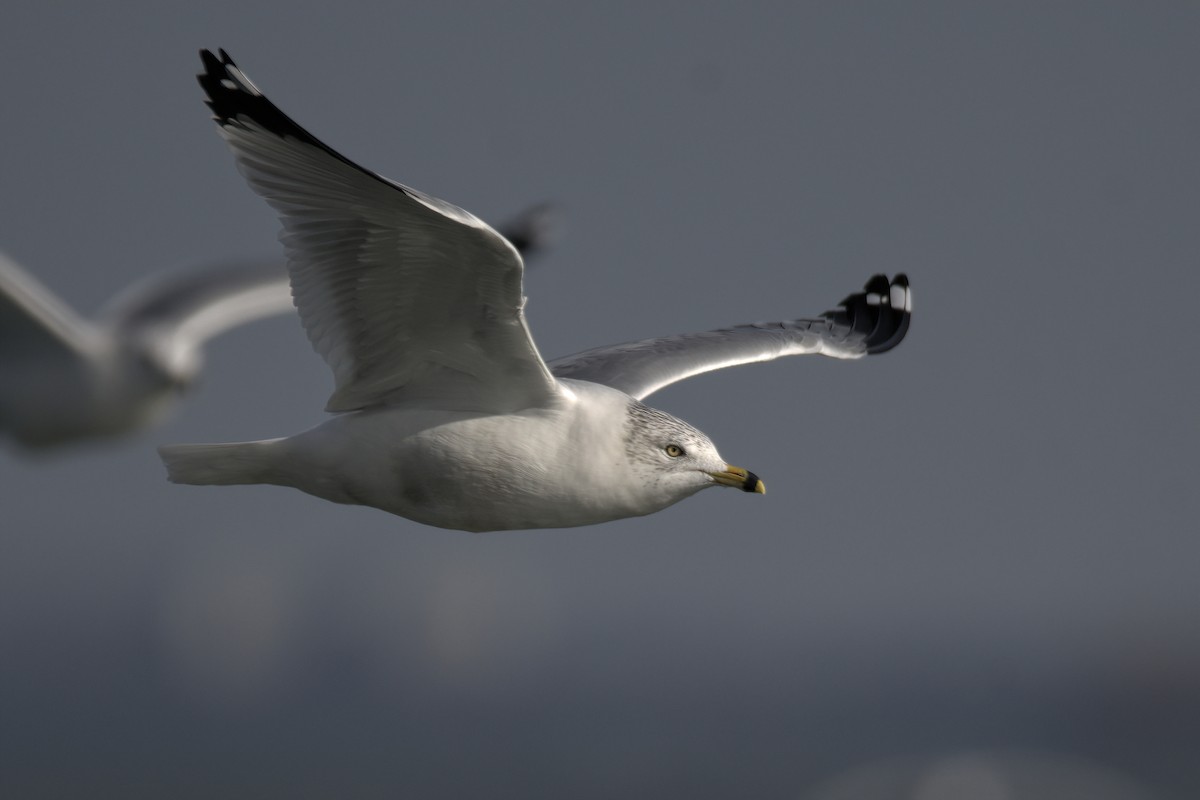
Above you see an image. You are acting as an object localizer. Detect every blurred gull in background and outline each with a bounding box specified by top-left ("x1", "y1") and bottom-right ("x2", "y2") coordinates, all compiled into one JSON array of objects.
[{"x1": 0, "y1": 204, "x2": 555, "y2": 453}]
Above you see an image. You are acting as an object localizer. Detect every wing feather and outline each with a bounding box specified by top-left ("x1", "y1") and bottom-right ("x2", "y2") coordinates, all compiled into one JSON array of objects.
[
  {"x1": 197, "y1": 49, "x2": 559, "y2": 413},
  {"x1": 548, "y1": 274, "x2": 910, "y2": 400},
  {"x1": 0, "y1": 250, "x2": 103, "y2": 363}
]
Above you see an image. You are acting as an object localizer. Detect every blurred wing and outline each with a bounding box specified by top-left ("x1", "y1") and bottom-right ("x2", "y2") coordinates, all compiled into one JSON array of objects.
[
  {"x1": 496, "y1": 203, "x2": 558, "y2": 264},
  {"x1": 197, "y1": 49, "x2": 559, "y2": 413},
  {"x1": 98, "y1": 258, "x2": 293, "y2": 367},
  {"x1": 549, "y1": 274, "x2": 911, "y2": 401},
  {"x1": 0, "y1": 250, "x2": 104, "y2": 363}
]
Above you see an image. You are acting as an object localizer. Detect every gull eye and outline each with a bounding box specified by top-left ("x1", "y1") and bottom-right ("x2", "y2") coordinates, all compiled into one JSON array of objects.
[{"x1": 664, "y1": 444, "x2": 685, "y2": 458}]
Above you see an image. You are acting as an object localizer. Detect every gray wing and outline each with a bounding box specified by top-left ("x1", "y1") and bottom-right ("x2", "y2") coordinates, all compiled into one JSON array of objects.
[
  {"x1": 197, "y1": 49, "x2": 560, "y2": 413},
  {"x1": 0, "y1": 250, "x2": 105, "y2": 364},
  {"x1": 96, "y1": 202, "x2": 557, "y2": 371},
  {"x1": 549, "y1": 274, "x2": 911, "y2": 401},
  {"x1": 97, "y1": 258, "x2": 294, "y2": 374}
]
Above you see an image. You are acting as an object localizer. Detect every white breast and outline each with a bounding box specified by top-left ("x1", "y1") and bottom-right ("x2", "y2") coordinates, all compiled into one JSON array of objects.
[{"x1": 279, "y1": 380, "x2": 672, "y2": 532}]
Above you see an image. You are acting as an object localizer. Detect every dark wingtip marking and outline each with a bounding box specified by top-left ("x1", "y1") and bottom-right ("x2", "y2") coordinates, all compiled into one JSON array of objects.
[
  {"x1": 197, "y1": 48, "x2": 298, "y2": 138},
  {"x1": 196, "y1": 48, "x2": 396, "y2": 190},
  {"x1": 822, "y1": 273, "x2": 912, "y2": 355},
  {"x1": 498, "y1": 202, "x2": 558, "y2": 259}
]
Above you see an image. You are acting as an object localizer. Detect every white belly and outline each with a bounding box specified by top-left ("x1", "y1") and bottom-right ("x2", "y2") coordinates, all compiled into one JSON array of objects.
[{"x1": 277, "y1": 381, "x2": 680, "y2": 532}]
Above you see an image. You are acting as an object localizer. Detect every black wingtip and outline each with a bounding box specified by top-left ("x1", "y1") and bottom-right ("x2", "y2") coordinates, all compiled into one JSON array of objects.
[
  {"x1": 822, "y1": 273, "x2": 912, "y2": 354},
  {"x1": 196, "y1": 48, "x2": 386, "y2": 185},
  {"x1": 197, "y1": 48, "x2": 279, "y2": 130},
  {"x1": 498, "y1": 202, "x2": 560, "y2": 260},
  {"x1": 197, "y1": 48, "x2": 253, "y2": 127},
  {"x1": 199, "y1": 48, "x2": 298, "y2": 136}
]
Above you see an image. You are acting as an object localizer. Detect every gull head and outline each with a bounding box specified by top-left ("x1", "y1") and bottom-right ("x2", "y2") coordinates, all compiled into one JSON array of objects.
[{"x1": 622, "y1": 401, "x2": 765, "y2": 508}]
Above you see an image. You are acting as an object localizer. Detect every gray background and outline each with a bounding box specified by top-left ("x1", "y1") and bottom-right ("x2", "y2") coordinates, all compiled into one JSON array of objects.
[{"x1": 2, "y1": 2, "x2": 1197, "y2": 798}]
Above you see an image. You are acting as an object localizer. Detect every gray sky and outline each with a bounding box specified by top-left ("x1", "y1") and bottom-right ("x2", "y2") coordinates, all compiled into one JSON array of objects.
[{"x1": 2, "y1": 2, "x2": 1198, "y2": 798}]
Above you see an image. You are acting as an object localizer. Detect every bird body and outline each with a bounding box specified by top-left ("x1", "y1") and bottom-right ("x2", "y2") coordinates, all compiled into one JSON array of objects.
[{"x1": 163, "y1": 379, "x2": 730, "y2": 531}]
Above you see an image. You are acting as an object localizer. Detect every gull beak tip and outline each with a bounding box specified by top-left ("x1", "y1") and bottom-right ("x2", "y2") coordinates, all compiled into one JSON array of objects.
[{"x1": 711, "y1": 465, "x2": 766, "y2": 494}]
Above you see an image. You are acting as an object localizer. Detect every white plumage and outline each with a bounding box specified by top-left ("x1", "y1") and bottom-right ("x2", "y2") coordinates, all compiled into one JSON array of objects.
[{"x1": 160, "y1": 50, "x2": 911, "y2": 532}]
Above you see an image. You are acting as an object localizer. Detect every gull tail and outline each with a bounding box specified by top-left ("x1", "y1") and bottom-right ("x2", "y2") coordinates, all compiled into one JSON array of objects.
[{"x1": 158, "y1": 439, "x2": 283, "y2": 486}]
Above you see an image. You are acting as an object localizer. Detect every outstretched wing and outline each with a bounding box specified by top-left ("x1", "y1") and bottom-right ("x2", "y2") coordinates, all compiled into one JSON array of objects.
[
  {"x1": 548, "y1": 274, "x2": 911, "y2": 400},
  {"x1": 0, "y1": 250, "x2": 105, "y2": 365},
  {"x1": 197, "y1": 49, "x2": 560, "y2": 413},
  {"x1": 97, "y1": 258, "x2": 294, "y2": 374},
  {"x1": 99, "y1": 201, "x2": 559, "y2": 353}
]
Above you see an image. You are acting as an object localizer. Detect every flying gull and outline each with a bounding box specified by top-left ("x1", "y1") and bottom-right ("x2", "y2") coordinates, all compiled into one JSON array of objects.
[
  {"x1": 160, "y1": 49, "x2": 911, "y2": 532},
  {"x1": 0, "y1": 205, "x2": 553, "y2": 452}
]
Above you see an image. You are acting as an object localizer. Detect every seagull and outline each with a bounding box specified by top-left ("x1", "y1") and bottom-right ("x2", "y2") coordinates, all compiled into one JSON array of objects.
[
  {"x1": 0, "y1": 205, "x2": 555, "y2": 452},
  {"x1": 160, "y1": 49, "x2": 911, "y2": 532}
]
